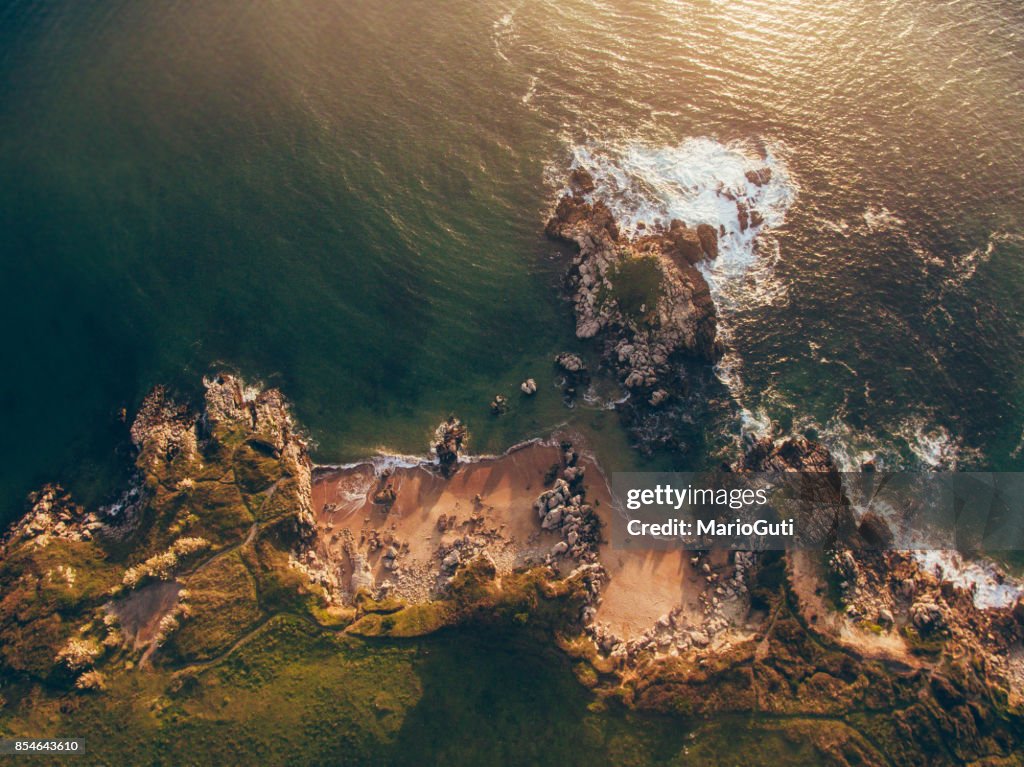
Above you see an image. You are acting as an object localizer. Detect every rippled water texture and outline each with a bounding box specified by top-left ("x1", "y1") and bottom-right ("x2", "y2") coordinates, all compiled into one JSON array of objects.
[{"x1": 1, "y1": 0, "x2": 1022, "y2": 521}]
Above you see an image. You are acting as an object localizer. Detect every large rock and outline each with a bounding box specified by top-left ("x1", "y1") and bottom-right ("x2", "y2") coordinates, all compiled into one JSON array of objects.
[
  {"x1": 432, "y1": 417, "x2": 467, "y2": 478},
  {"x1": 545, "y1": 182, "x2": 721, "y2": 391},
  {"x1": 696, "y1": 224, "x2": 719, "y2": 260}
]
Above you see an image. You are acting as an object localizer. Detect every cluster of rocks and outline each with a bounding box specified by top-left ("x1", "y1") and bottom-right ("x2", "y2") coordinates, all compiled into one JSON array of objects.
[
  {"x1": 546, "y1": 170, "x2": 733, "y2": 452},
  {"x1": 571, "y1": 561, "x2": 607, "y2": 623},
  {"x1": 589, "y1": 551, "x2": 753, "y2": 664},
  {"x1": 554, "y1": 352, "x2": 590, "y2": 403},
  {"x1": 437, "y1": 538, "x2": 497, "y2": 581},
  {"x1": 3, "y1": 484, "x2": 105, "y2": 548},
  {"x1": 531, "y1": 443, "x2": 601, "y2": 563},
  {"x1": 432, "y1": 416, "x2": 467, "y2": 478},
  {"x1": 825, "y1": 545, "x2": 1024, "y2": 652},
  {"x1": 546, "y1": 169, "x2": 721, "y2": 397}
]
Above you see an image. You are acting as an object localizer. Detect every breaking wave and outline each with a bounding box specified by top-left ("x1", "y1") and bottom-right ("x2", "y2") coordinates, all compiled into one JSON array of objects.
[
  {"x1": 563, "y1": 136, "x2": 796, "y2": 304},
  {"x1": 554, "y1": 136, "x2": 799, "y2": 449}
]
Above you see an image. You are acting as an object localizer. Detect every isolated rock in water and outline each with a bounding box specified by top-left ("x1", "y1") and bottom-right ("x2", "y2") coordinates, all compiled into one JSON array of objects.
[
  {"x1": 745, "y1": 167, "x2": 772, "y2": 186},
  {"x1": 568, "y1": 167, "x2": 596, "y2": 195},
  {"x1": 555, "y1": 352, "x2": 591, "y2": 401},
  {"x1": 555, "y1": 352, "x2": 587, "y2": 374},
  {"x1": 490, "y1": 394, "x2": 509, "y2": 415},
  {"x1": 520, "y1": 378, "x2": 537, "y2": 395},
  {"x1": 696, "y1": 223, "x2": 719, "y2": 260},
  {"x1": 433, "y1": 416, "x2": 467, "y2": 478}
]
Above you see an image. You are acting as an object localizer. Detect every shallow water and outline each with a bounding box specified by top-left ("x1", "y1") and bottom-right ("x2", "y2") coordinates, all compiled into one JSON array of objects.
[{"x1": 1, "y1": 0, "x2": 1023, "y2": 523}]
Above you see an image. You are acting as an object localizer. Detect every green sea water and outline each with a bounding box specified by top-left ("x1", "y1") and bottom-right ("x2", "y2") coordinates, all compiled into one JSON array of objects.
[{"x1": 2, "y1": 0, "x2": 1023, "y2": 526}]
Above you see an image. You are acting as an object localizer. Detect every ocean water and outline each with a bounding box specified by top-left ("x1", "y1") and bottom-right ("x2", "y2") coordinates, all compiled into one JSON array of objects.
[{"x1": 1, "y1": 0, "x2": 1023, "y2": 525}]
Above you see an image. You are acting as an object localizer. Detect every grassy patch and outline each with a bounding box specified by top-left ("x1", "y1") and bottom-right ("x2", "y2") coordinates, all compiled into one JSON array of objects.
[
  {"x1": 601, "y1": 256, "x2": 663, "y2": 324},
  {"x1": 163, "y1": 552, "x2": 262, "y2": 663}
]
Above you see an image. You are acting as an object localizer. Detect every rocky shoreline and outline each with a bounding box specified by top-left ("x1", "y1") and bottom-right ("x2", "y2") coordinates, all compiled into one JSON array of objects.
[{"x1": 1, "y1": 179, "x2": 1024, "y2": 763}]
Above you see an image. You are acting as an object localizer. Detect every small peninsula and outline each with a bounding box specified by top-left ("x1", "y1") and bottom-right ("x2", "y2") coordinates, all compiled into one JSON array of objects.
[{"x1": 1, "y1": 176, "x2": 1022, "y2": 766}]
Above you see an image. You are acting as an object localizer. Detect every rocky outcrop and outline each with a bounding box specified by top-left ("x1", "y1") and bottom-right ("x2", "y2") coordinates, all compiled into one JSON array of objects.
[
  {"x1": 2, "y1": 484, "x2": 103, "y2": 548},
  {"x1": 546, "y1": 170, "x2": 727, "y2": 453},
  {"x1": 432, "y1": 416, "x2": 467, "y2": 478},
  {"x1": 130, "y1": 385, "x2": 200, "y2": 481},
  {"x1": 532, "y1": 442, "x2": 601, "y2": 563},
  {"x1": 129, "y1": 374, "x2": 315, "y2": 533},
  {"x1": 546, "y1": 170, "x2": 721, "y2": 392},
  {"x1": 735, "y1": 435, "x2": 837, "y2": 473}
]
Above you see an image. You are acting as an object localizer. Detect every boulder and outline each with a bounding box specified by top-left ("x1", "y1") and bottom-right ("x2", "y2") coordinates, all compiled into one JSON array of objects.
[
  {"x1": 696, "y1": 223, "x2": 719, "y2": 260},
  {"x1": 442, "y1": 549, "x2": 462, "y2": 572},
  {"x1": 555, "y1": 352, "x2": 587, "y2": 374},
  {"x1": 745, "y1": 167, "x2": 773, "y2": 186},
  {"x1": 542, "y1": 508, "x2": 564, "y2": 530}
]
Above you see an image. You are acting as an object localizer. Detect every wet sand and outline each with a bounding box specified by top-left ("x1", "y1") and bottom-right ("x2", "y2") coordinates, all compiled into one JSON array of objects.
[{"x1": 310, "y1": 441, "x2": 705, "y2": 639}]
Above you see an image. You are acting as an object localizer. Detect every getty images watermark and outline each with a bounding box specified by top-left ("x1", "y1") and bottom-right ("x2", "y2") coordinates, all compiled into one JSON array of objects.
[{"x1": 610, "y1": 471, "x2": 1024, "y2": 551}]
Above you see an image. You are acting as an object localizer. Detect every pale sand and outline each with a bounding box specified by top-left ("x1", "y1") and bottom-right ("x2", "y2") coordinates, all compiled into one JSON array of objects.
[
  {"x1": 789, "y1": 550, "x2": 914, "y2": 664},
  {"x1": 310, "y1": 442, "x2": 706, "y2": 639}
]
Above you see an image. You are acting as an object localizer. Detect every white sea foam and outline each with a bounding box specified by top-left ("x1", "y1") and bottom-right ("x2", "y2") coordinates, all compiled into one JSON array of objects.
[
  {"x1": 914, "y1": 550, "x2": 1022, "y2": 610},
  {"x1": 491, "y1": 9, "x2": 517, "y2": 63},
  {"x1": 861, "y1": 206, "x2": 906, "y2": 233},
  {"x1": 894, "y1": 417, "x2": 981, "y2": 471},
  {"x1": 941, "y1": 230, "x2": 1023, "y2": 290},
  {"x1": 326, "y1": 452, "x2": 426, "y2": 474},
  {"x1": 786, "y1": 411, "x2": 979, "y2": 473},
  {"x1": 566, "y1": 138, "x2": 796, "y2": 289},
  {"x1": 560, "y1": 136, "x2": 798, "y2": 439}
]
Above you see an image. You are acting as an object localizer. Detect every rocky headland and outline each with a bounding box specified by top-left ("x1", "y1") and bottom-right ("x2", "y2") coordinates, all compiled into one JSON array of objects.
[
  {"x1": 2, "y1": 185, "x2": 1024, "y2": 764},
  {"x1": 545, "y1": 168, "x2": 738, "y2": 454}
]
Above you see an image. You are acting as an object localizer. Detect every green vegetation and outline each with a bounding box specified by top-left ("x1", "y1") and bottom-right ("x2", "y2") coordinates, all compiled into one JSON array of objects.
[
  {"x1": 2, "y1": 385, "x2": 1023, "y2": 765},
  {"x1": 164, "y1": 552, "x2": 263, "y2": 663},
  {"x1": 601, "y1": 255, "x2": 663, "y2": 324},
  {"x1": 0, "y1": 538, "x2": 120, "y2": 679}
]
